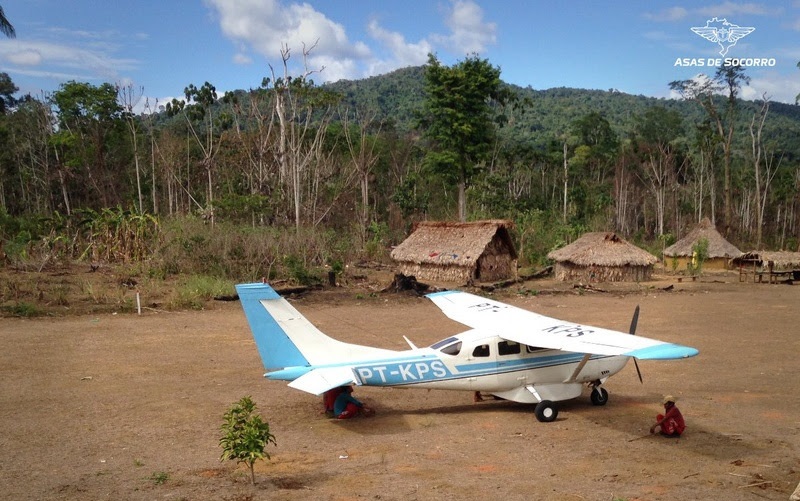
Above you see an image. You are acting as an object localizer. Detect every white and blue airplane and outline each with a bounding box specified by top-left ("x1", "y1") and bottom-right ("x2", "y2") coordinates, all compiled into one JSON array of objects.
[{"x1": 236, "y1": 282, "x2": 698, "y2": 422}]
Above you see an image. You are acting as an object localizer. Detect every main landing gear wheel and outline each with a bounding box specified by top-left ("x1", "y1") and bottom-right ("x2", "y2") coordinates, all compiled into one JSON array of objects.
[
  {"x1": 590, "y1": 387, "x2": 609, "y2": 406},
  {"x1": 534, "y1": 400, "x2": 558, "y2": 422}
]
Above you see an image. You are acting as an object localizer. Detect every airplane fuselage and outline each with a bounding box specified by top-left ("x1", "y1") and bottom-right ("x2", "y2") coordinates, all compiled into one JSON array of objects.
[{"x1": 268, "y1": 329, "x2": 630, "y2": 404}]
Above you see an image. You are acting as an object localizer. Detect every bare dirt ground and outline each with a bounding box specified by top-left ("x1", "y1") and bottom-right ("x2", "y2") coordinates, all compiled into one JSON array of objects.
[{"x1": 1, "y1": 270, "x2": 799, "y2": 501}]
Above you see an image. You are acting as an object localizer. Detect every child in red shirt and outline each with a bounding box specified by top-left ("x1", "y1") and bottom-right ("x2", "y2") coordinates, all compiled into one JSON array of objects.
[{"x1": 650, "y1": 395, "x2": 685, "y2": 437}]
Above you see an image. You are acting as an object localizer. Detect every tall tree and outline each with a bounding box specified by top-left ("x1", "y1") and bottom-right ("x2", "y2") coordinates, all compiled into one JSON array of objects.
[
  {"x1": 419, "y1": 53, "x2": 509, "y2": 221},
  {"x1": 0, "y1": 5, "x2": 15, "y2": 38},
  {"x1": 265, "y1": 42, "x2": 339, "y2": 228},
  {"x1": 0, "y1": 72, "x2": 18, "y2": 114},
  {"x1": 749, "y1": 93, "x2": 781, "y2": 249},
  {"x1": 633, "y1": 106, "x2": 684, "y2": 236},
  {"x1": 51, "y1": 81, "x2": 124, "y2": 208},
  {"x1": 569, "y1": 112, "x2": 619, "y2": 224},
  {"x1": 166, "y1": 81, "x2": 219, "y2": 224},
  {"x1": 341, "y1": 107, "x2": 382, "y2": 243},
  {"x1": 670, "y1": 65, "x2": 749, "y2": 235},
  {"x1": 118, "y1": 84, "x2": 145, "y2": 213}
]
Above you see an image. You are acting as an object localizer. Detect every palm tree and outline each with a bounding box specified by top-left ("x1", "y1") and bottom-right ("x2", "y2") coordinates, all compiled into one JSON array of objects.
[{"x1": 1, "y1": 5, "x2": 15, "y2": 38}]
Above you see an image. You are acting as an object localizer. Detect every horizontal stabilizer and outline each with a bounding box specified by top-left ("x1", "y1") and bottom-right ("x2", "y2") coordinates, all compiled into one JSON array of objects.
[{"x1": 287, "y1": 366, "x2": 358, "y2": 395}]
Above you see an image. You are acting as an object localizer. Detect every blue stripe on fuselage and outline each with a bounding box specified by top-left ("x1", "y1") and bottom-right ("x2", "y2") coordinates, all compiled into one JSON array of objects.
[
  {"x1": 266, "y1": 350, "x2": 612, "y2": 386},
  {"x1": 351, "y1": 352, "x2": 610, "y2": 386}
]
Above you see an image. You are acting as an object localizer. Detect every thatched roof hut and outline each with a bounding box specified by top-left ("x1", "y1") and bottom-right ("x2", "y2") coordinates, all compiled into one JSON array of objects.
[
  {"x1": 663, "y1": 218, "x2": 742, "y2": 270},
  {"x1": 732, "y1": 251, "x2": 800, "y2": 271},
  {"x1": 547, "y1": 232, "x2": 658, "y2": 282},
  {"x1": 390, "y1": 220, "x2": 517, "y2": 284}
]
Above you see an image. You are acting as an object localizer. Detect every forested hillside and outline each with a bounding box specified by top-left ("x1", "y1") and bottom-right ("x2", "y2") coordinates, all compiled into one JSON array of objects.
[
  {"x1": 328, "y1": 65, "x2": 800, "y2": 157},
  {"x1": 1, "y1": 60, "x2": 799, "y2": 290}
]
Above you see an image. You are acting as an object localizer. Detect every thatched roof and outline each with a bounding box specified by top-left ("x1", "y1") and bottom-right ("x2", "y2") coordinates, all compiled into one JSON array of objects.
[
  {"x1": 547, "y1": 232, "x2": 658, "y2": 267},
  {"x1": 734, "y1": 251, "x2": 800, "y2": 268},
  {"x1": 663, "y1": 218, "x2": 742, "y2": 258},
  {"x1": 390, "y1": 220, "x2": 516, "y2": 266}
]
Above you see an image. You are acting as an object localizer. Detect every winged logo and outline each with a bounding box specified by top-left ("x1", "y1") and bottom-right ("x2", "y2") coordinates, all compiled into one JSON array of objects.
[{"x1": 691, "y1": 17, "x2": 755, "y2": 57}]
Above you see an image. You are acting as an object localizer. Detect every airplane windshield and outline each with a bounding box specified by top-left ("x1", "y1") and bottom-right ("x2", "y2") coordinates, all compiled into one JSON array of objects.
[{"x1": 430, "y1": 336, "x2": 459, "y2": 350}]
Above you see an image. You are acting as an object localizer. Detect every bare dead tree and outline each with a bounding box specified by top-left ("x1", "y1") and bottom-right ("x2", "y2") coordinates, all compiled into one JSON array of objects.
[
  {"x1": 118, "y1": 84, "x2": 145, "y2": 213},
  {"x1": 341, "y1": 107, "x2": 382, "y2": 242},
  {"x1": 268, "y1": 41, "x2": 336, "y2": 229}
]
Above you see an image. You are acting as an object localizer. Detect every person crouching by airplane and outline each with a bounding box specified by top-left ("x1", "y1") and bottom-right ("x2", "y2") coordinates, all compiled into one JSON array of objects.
[
  {"x1": 650, "y1": 395, "x2": 685, "y2": 437},
  {"x1": 322, "y1": 387, "x2": 345, "y2": 417},
  {"x1": 334, "y1": 386, "x2": 374, "y2": 419}
]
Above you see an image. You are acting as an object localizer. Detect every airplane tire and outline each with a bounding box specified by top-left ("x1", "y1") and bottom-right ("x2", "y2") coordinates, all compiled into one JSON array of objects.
[
  {"x1": 590, "y1": 387, "x2": 609, "y2": 406},
  {"x1": 534, "y1": 400, "x2": 558, "y2": 422}
]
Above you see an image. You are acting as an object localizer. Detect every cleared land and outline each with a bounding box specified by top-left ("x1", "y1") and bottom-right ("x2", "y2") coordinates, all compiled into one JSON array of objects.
[{"x1": 1, "y1": 273, "x2": 798, "y2": 500}]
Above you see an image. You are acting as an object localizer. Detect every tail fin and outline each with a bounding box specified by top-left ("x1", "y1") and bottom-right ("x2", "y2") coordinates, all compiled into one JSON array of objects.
[
  {"x1": 236, "y1": 282, "x2": 310, "y2": 370},
  {"x1": 236, "y1": 282, "x2": 398, "y2": 371}
]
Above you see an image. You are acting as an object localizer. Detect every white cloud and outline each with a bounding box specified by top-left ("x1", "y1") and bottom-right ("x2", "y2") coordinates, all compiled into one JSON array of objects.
[
  {"x1": 0, "y1": 31, "x2": 139, "y2": 86},
  {"x1": 365, "y1": 19, "x2": 431, "y2": 76},
  {"x1": 205, "y1": 0, "x2": 371, "y2": 81},
  {"x1": 205, "y1": 0, "x2": 497, "y2": 82},
  {"x1": 644, "y1": 7, "x2": 689, "y2": 21},
  {"x1": 668, "y1": 71, "x2": 799, "y2": 104},
  {"x1": 694, "y1": 2, "x2": 777, "y2": 17},
  {"x1": 433, "y1": 0, "x2": 496, "y2": 55},
  {"x1": 6, "y1": 48, "x2": 42, "y2": 66},
  {"x1": 233, "y1": 53, "x2": 252, "y2": 65},
  {"x1": 742, "y1": 72, "x2": 800, "y2": 104}
]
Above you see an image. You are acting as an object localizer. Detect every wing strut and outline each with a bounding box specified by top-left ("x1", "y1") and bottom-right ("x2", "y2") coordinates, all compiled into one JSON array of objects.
[{"x1": 565, "y1": 353, "x2": 592, "y2": 383}]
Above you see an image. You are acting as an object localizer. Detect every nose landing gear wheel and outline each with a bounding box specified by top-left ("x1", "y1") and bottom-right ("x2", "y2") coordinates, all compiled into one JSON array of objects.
[
  {"x1": 534, "y1": 400, "x2": 558, "y2": 422},
  {"x1": 590, "y1": 387, "x2": 609, "y2": 406}
]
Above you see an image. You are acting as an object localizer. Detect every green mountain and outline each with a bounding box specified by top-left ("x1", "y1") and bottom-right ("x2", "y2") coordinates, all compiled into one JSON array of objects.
[{"x1": 325, "y1": 65, "x2": 800, "y2": 159}]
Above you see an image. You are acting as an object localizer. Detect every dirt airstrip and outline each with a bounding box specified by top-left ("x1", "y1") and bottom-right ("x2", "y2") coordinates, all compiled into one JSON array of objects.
[{"x1": 0, "y1": 273, "x2": 798, "y2": 500}]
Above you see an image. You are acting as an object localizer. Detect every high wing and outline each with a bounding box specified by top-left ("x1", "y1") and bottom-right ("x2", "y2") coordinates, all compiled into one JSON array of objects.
[{"x1": 427, "y1": 290, "x2": 698, "y2": 360}]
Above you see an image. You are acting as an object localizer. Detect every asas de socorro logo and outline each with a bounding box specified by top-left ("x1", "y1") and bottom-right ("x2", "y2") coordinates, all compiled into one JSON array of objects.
[{"x1": 674, "y1": 17, "x2": 775, "y2": 68}]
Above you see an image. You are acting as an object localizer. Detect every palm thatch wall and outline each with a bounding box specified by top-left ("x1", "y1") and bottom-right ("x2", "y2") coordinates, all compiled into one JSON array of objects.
[
  {"x1": 390, "y1": 220, "x2": 517, "y2": 283},
  {"x1": 663, "y1": 218, "x2": 742, "y2": 270},
  {"x1": 547, "y1": 232, "x2": 658, "y2": 282}
]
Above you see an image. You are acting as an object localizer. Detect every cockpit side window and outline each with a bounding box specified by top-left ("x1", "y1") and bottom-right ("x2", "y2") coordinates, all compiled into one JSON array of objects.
[
  {"x1": 498, "y1": 340, "x2": 521, "y2": 356},
  {"x1": 439, "y1": 341, "x2": 462, "y2": 356},
  {"x1": 472, "y1": 344, "x2": 490, "y2": 357}
]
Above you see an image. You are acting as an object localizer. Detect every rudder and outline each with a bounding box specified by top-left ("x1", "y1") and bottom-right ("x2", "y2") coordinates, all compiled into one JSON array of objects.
[{"x1": 236, "y1": 282, "x2": 310, "y2": 370}]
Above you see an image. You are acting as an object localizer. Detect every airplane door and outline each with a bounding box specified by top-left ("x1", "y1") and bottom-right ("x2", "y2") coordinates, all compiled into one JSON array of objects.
[
  {"x1": 465, "y1": 342, "x2": 498, "y2": 390},
  {"x1": 496, "y1": 340, "x2": 527, "y2": 388}
]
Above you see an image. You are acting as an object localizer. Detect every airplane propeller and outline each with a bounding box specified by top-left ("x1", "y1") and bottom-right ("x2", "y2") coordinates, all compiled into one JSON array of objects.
[{"x1": 629, "y1": 305, "x2": 643, "y2": 384}]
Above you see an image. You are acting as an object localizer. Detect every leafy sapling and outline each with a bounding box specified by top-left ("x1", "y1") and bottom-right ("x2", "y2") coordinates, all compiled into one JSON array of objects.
[{"x1": 219, "y1": 396, "x2": 277, "y2": 485}]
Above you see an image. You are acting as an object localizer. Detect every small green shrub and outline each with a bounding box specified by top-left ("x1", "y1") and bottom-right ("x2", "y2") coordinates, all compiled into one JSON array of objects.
[
  {"x1": 149, "y1": 471, "x2": 169, "y2": 485},
  {"x1": 2, "y1": 302, "x2": 41, "y2": 317},
  {"x1": 171, "y1": 275, "x2": 233, "y2": 310},
  {"x1": 284, "y1": 255, "x2": 320, "y2": 286},
  {"x1": 220, "y1": 396, "x2": 277, "y2": 485}
]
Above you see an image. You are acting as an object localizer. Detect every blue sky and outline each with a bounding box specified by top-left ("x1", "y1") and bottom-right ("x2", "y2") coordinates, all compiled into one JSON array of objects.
[{"x1": 1, "y1": 0, "x2": 799, "y2": 112}]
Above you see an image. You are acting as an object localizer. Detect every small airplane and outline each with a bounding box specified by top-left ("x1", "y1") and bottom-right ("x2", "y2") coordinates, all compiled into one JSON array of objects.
[{"x1": 236, "y1": 282, "x2": 698, "y2": 422}]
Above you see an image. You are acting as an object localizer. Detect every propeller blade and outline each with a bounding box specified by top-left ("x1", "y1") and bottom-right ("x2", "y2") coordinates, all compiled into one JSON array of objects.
[
  {"x1": 634, "y1": 358, "x2": 643, "y2": 384},
  {"x1": 629, "y1": 305, "x2": 643, "y2": 384},
  {"x1": 628, "y1": 305, "x2": 640, "y2": 335}
]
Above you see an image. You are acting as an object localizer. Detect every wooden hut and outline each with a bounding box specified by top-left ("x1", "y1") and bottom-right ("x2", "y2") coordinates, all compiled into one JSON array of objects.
[
  {"x1": 663, "y1": 218, "x2": 742, "y2": 270},
  {"x1": 547, "y1": 232, "x2": 658, "y2": 282},
  {"x1": 732, "y1": 251, "x2": 800, "y2": 282},
  {"x1": 390, "y1": 220, "x2": 517, "y2": 284}
]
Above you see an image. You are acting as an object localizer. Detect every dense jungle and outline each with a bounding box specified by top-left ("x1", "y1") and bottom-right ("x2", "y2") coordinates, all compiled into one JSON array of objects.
[{"x1": 1, "y1": 53, "x2": 800, "y2": 314}]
